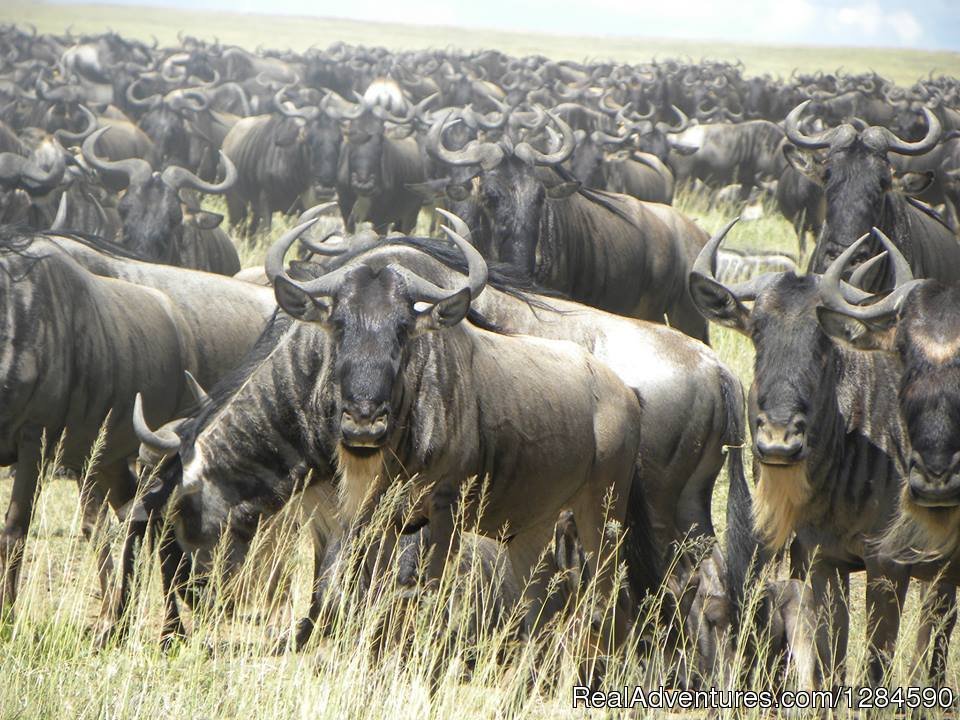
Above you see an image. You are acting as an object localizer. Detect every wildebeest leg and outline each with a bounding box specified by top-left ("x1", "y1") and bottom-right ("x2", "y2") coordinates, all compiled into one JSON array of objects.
[
  {"x1": 227, "y1": 193, "x2": 247, "y2": 234},
  {"x1": 912, "y1": 581, "x2": 956, "y2": 687},
  {"x1": 863, "y1": 557, "x2": 909, "y2": 686},
  {"x1": 810, "y1": 562, "x2": 849, "y2": 687},
  {"x1": 254, "y1": 190, "x2": 271, "y2": 237},
  {"x1": 0, "y1": 428, "x2": 42, "y2": 618},
  {"x1": 425, "y1": 479, "x2": 459, "y2": 584},
  {"x1": 75, "y1": 473, "x2": 115, "y2": 629},
  {"x1": 153, "y1": 518, "x2": 187, "y2": 645},
  {"x1": 89, "y1": 460, "x2": 142, "y2": 646}
]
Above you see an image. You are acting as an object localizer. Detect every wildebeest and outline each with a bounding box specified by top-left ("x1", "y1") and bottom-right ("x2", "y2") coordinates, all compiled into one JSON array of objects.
[
  {"x1": 133, "y1": 215, "x2": 664, "y2": 659},
  {"x1": 82, "y1": 126, "x2": 241, "y2": 274},
  {"x1": 689, "y1": 219, "x2": 958, "y2": 687},
  {"x1": 668, "y1": 119, "x2": 786, "y2": 198},
  {"x1": 131, "y1": 210, "x2": 744, "y2": 651},
  {"x1": 332, "y1": 108, "x2": 428, "y2": 233},
  {"x1": 428, "y1": 110, "x2": 710, "y2": 342},
  {"x1": 220, "y1": 90, "x2": 341, "y2": 235},
  {"x1": 0, "y1": 228, "x2": 274, "y2": 643},
  {"x1": 268, "y1": 218, "x2": 662, "y2": 651},
  {"x1": 785, "y1": 101, "x2": 960, "y2": 290},
  {"x1": 816, "y1": 231, "x2": 960, "y2": 562}
]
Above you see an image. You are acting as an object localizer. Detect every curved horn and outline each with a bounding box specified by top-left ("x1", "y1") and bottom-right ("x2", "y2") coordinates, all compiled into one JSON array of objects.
[
  {"x1": 819, "y1": 229, "x2": 920, "y2": 321},
  {"x1": 161, "y1": 152, "x2": 236, "y2": 195},
  {"x1": 51, "y1": 192, "x2": 69, "y2": 230},
  {"x1": 319, "y1": 89, "x2": 364, "y2": 121},
  {"x1": 435, "y1": 208, "x2": 487, "y2": 299},
  {"x1": 264, "y1": 218, "x2": 320, "y2": 283},
  {"x1": 274, "y1": 86, "x2": 319, "y2": 121},
  {"x1": 165, "y1": 88, "x2": 209, "y2": 113},
  {"x1": 53, "y1": 104, "x2": 97, "y2": 145},
  {"x1": 125, "y1": 77, "x2": 162, "y2": 109},
  {"x1": 513, "y1": 110, "x2": 575, "y2": 166},
  {"x1": 82, "y1": 127, "x2": 153, "y2": 187},
  {"x1": 132, "y1": 393, "x2": 181, "y2": 456},
  {"x1": 427, "y1": 111, "x2": 504, "y2": 169},
  {"x1": 657, "y1": 105, "x2": 689, "y2": 133},
  {"x1": 691, "y1": 217, "x2": 780, "y2": 300},
  {"x1": 862, "y1": 106, "x2": 941, "y2": 156},
  {"x1": 785, "y1": 100, "x2": 856, "y2": 150}
]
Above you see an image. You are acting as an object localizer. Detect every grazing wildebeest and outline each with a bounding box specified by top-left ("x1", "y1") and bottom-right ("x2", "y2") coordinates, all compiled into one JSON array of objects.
[
  {"x1": 0, "y1": 228, "x2": 274, "y2": 644},
  {"x1": 428, "y1": 110, "x2": 710, "y2": 342},
  {"x1": 785, "y1": 101, "x2": 960, "y2": 290},
  {"x1": 83, "y1": 127, "x2": 241, "y2": 274},
  {"x1": 689, "y1": 219, "x2": 957, "y2": 687}
]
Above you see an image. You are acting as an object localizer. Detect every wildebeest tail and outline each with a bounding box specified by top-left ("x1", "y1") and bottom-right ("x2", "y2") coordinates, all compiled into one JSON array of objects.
[
  {"x1": 720, "y1": 369, "x2": 769, "y2": 627},
  {"x1": 624, "y1": 452, "x2": 664, "y2": 612}
]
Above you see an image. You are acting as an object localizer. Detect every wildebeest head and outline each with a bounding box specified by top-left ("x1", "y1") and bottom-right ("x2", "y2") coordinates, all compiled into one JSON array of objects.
[
  {"x1": 267, "y1": 211, "x2": 487, "y2": 518},
  {"x1": 427, "y1": 109, "x2": 577, "y2": 276},
  {"x1": 689, "y1": 219, "x2": 884, "y2": 549},
  {"x1": 816, "y1": 231, "x2": 960, "y2": 552},
  {"x1": 785, "y1": 100, "x2": 940, "y2": 274},
  {"x1": 275, "y1": 87, "x2": 343, "y2": 188},
  {"x1": 127, "y1": 80, "x2": 209, "y2": 168},
  {"x1": 83, "y1": 126, "x2": 235, "y2": 264}
]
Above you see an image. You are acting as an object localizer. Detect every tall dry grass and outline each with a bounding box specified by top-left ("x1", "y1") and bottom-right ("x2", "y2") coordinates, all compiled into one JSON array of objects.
[{"x1": 0, "y1": 187, "x2": 958, "y2": 718}]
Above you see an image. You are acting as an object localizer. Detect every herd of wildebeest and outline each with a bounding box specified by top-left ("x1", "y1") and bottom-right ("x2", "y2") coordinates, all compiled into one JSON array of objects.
[{"x1": 5, "y1": 22, "x2": 960, "y2": 695}]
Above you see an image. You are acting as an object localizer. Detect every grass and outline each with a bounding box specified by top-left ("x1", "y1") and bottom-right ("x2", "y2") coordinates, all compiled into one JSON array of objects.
[
  {"x1": 4, "y1": 2, "x2": 960, "y2": 86},
  {"x1": 1, "y1": 188, "x2": 958, "y2": 719}
]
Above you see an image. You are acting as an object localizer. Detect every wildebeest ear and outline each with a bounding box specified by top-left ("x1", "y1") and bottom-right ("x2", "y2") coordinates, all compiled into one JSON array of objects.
[
  {"x1": 671, "y1": 142, "x2": 699, "y2": 156},
  {"x1": 188, "y1": 210, "x2": 224, "y2": 230},
  {"x1": 405, "y1": 179, "x2": 447, "y2": 202},
  {"x1": 414, "y1": 287, "x2": 471, "y2": 333},
  {"x1": 545, "y1": 181, "x2": 580, "y2": 200},
  {"x1": 816, "y1": 306, "x2": 896, "y2": 352},
  {"x1": 688, "y1": 274, "x2": 750, "y2": 335},
  {"x1": 274, "y1": 276, "x2": 331, "y2": 323},
  {"x1": 782, "y1": 144, "x2": 826, "y2": 186},
  {"x1": 895, "y1": 170, "x2": 935, "y2": 196}
]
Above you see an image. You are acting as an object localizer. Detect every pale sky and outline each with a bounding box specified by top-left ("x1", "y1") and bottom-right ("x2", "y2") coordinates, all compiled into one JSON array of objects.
[{"x1": 53, "y1": 0, "x2": 960, "y2": 50}]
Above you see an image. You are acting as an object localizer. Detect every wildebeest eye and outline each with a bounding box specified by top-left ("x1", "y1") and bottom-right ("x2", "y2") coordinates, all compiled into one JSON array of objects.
[{"x1": 445, "y1": 183, "x2": 471, "y2": 201}]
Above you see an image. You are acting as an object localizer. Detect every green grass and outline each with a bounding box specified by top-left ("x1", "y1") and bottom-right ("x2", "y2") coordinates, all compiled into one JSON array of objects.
[{"x1": 5, "y1": 1, "x2": 960, "y2": 85}]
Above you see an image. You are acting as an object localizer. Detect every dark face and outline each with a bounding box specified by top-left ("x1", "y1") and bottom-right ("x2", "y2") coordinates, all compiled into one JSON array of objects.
[
  {"x1": 140, "y1": 107, "x2": 190, "y2": 168},
  {"x1": 812, "y1": 140, "x2": 892, "y2": 271},
  {"x1": 117, "y1": 173, "x2": 183, "y2": 262},
  {"x1": 747, "y1": 275, "x2": 832, "y2": 465},
  {"x1": 327, "y1": 266, "x2": 417, "y2": 452},
  {"x1": 477, "y1": 156, "x2": 543, "y2": 276},
  {"x1": 308, "y1": 118, "x2": 342, "y2": 188},
  {"x1": 345, "y1": 126, "x2": 384, "y2": 196},
  {"x1": 569, "y1": 137, "x2": 605, "y2": 188},
  {"x1": 896, "y1": 285, "x2": 960, "y2": 506},
  {"x1": 635, "y1": 128, "x2": 670, "y2": 164}
]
